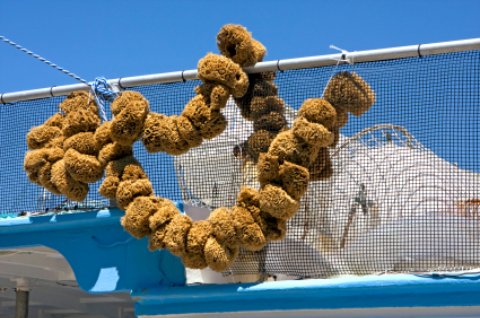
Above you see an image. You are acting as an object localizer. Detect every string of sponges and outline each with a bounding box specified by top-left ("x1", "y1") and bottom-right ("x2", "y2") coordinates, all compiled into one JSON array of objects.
[{"x1": 23, "y1": 24, "x2": 375, "y2": 272}]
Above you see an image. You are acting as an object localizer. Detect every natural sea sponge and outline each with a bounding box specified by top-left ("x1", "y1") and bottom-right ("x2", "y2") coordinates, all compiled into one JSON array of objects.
[
  {"x1": 110, "y1": 91, "x2": 149, "y2": 146},
  {"x1": 50, "y1": 160, "x2": 89, "y2": 201},
  {"x1": 279, "y1": 160, "x2": 310, "y2": 200},
  {"x1": 208, "y1": 207, "x2": 238, "y2": 247},
  {"x1": 195, "y1": 83, "x2": 230, "y2": 110},
  {"x1": 149, "y1": 200, "x2": 178, "y2": 231},
  {"x1": 64, "y1": 148, "x2": 103, "y2": 183},
  {"x1": 217, "y1": 24, "x2": 266, "y2": 67},
  {"x1": 98, "y1": 142, "x2": 133, "y2": 167},
  {"x1": 197, "y1": 53, "x2": 249, "y2": 98},
  {"x1": 182, "y1": 221, "x2": 212, "y2": 269},
  {"x1": 27, "y1": 125, "x2": 63, "y2": 150},
  {"x1": 250, "y1": 96, "x2": 285, "y2": 120},
  {"x1": 63, "y1": 132, "x2": 98, "y2": 155},
  {"x1": 298, "y1": 98, "x2": 338, "y2": 130},
  {"x1": 257, "y1": 152, "x2": 280, "y2": 185},
  {"x1": 308, "y1": 148, "x2": 333, "y2": 181},
  {"x1": 59, "y1": 91, "x2": 97, "y2": 114},
  {"x1": 253, "y1": 111, "x2": 287, "y2": 132},
  {"x1": 115, "y1": 178, "x2": 153, "y2": 209},
  {"x1": 292, "y1": 116, "x2": 334, "y2": 148},
  {"x1": 245, "y1": 130, "x2": 276, "y2": 162},
  {"x1": 163, "y1": 214, "x2": 192, "y2": 256},
  {"x1": 323, "y1": 71, "x2": 375, "y2": 116},
  {"x1": 62, "y1": 108, "x2": 101, "y2": 138},
  {"x1": 258, "y1": 184, "x2": 300, "y2": 220},
  {"x1": 232, "y1": 206, "x2": 266, "y2": 251},
  {"x1": 268, "y1": 130, "x2": 319, "y2": 167},
  {"x1": 94, "y1": 121, "x2": 113, "y2": 148},
  {"x1": 204, "y1": 237, "x2": 239, "y2": 272},
  {"x1": 142, "y1": 113, "x2": 190, "y2": 155},
  {"x1": 175, "y1": 115, "x2": 203, "y2": 149},
  {"x1": 122, "y1": 196, "x2": 161, "y2": 238}
]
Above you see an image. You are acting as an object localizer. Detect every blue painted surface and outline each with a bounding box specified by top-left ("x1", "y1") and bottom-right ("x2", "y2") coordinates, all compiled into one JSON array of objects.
[
  {"x1": 134, "y1": 274, "x2": 480, "y2": 316},
  {"x1": 0, "y1": 208, "x2": 186, "y2": 293}
]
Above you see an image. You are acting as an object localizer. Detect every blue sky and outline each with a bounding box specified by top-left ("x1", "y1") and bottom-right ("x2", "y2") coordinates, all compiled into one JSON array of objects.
[{"x1": 1, "y1": 0, "x2": 479, "y2": 93}]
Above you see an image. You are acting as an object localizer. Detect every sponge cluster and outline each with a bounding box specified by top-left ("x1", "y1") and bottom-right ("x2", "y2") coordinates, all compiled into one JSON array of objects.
[{"x1": 24, "y1": 24, "x2": 375, "y2": 273}]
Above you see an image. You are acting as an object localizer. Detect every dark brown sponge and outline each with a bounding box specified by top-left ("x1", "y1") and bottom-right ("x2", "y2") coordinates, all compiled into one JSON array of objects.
[
  {"x1": 323, "y1": 71, "x2": 375, "y2": 116},
  {"x1": 245, "y1": 130, "x2": 276, "y2": 162},
  {"x1": 253, "y1": 111, "x2": 288, "y2": 132}
]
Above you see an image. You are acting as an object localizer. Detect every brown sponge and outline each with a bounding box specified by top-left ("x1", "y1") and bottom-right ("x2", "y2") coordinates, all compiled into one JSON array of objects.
[
  {"x1": 258, "y1": 184, "x2": 300, "y2": 220},
  {"x1": 110, "y1": 91, "x2": 149, "y2": 146},
  {"x1": 245, "y1": 130, "x2": 276, "y2": 162},
  {"x1": 63, "y1": 132, "x2": 99, "y2": 155},
  {"x1": 115, "y1": 178, "x2": 153, "y2": 210},
  {"x1": 232, "y1": 206, "x2": 266, "y2": 251},
  {"x1": 298, "y1": 98, "x2": 338, "y2": 130},
  {"x1": 195, "y1": 83, "x2": 230, "y2": 110},
  {"x1": 122, "y1": 196, "x2": 161, "y2": 238},
  {"x1": 183, "y1": 221, "x2": 212, "y2": 269},
  {"x1": 142, "y1": 113, "x2": 190, "y2": 155},
  {"x1": 163, "y1": 214, "x2": 192, "y2": 256},
  {"x1": 279, "y1": 160, "x2": 310, "y2": 200},
  {"x1": 308, "y1": 148, "x2": 334, "y2": 181},
  {"x1": 204, "y1": 237, "x2": 239, "y2": 272},
  {"x1": 250, "y1": 96, "x2": 285, "y2": 120},
  {"x1": 149, "y1": 200, "x2": 178, "y2": 231},
  {"x1": 292, "y1": 116, "x2": 334, "y2": 148},
  {"x1": 323, "y1": 71, "x2": 375, "y2": 116},
  {"x1": 197, "y1": 53, "x2": 248, "y2": 98},
  {"x1": 268, "y1": 130, "x2": 319, "y2": 167},
  {"x1": 217, "y1": 24, "x2": 266, "y2": 67},
  {"x1": 175, "y1": 115, "x2": 203, "y2": 149},
  {"x1": 208, "y1": 207, "x2": 238, "y2": 247},
  {"x1": 27, "y1": 125, "x2": 63, "y2": 150},
  {"x1": 50, "y1": 160, "x2": 89, "y2": 201},
  {"x1": 257, "y1": 152, "x2": 280, "y2": 185},
  {"x1": 98, "y1": 142, "x2": 133, "y2": 167},
  {"x1": 64, "y1": 148, "x2": 103, "y2": 183},
  {"x1": 62, "y1": 108, "x2": 101, "y2": 138},
  {"x1": 253, "y1": 112, "x2": 287, "y2": 132},
  {"x1": 59, "y1": 91, "x2": 97, "y2": 114},
  {"x1": 181, "y1": 95, "x2": 228, "y2": 140},
  {"x1": 94, "y1": 121, "x2": 113, "y2": 148}
]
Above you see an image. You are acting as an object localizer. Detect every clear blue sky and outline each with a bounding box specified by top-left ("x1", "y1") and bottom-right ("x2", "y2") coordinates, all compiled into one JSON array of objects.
[{"x1": 1, "y1": 0, "x2": 479, "y2": 93}]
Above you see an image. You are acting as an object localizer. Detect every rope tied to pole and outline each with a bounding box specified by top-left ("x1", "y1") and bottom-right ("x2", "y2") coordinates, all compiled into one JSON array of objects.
[
  {"x1": 90, "y1": 77, "x2": 117, "y2": 122},
  {"x1": 0, "y1": 35, "x2": 89, "y2": 85}
]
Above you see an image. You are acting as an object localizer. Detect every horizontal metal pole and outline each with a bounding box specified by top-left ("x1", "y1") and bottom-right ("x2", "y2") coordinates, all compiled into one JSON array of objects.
[{"x1": 2, "y1": 38, "x2": 479, "y2": 104}]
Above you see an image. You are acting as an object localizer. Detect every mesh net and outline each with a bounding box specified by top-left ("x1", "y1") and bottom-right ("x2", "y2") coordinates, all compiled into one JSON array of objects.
[{"x1": 2, "y1": 50, "x2": 480, "y2": 278}]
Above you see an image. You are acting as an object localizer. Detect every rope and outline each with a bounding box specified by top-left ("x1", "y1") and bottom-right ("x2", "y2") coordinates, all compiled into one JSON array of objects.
[
  {"x1": 0, "y1": 35, "x2": 89, "y2": 85},
  {"x1": 0, "y1": 35, "x2": 115, "y2": 121},
  {"x1": 90, "y1": 77, "x2": 117, "y2": 122}
]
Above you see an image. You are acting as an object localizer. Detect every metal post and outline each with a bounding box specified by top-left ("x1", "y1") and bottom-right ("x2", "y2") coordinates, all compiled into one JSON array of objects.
[{"x1": 15, "y1": 288, "x2": 29, "y2": 318}]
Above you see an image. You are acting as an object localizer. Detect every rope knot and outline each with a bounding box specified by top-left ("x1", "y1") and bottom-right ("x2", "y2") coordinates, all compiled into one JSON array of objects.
[{"x1": 90, "y1": 77, "x2": 117, "y2": 121}]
